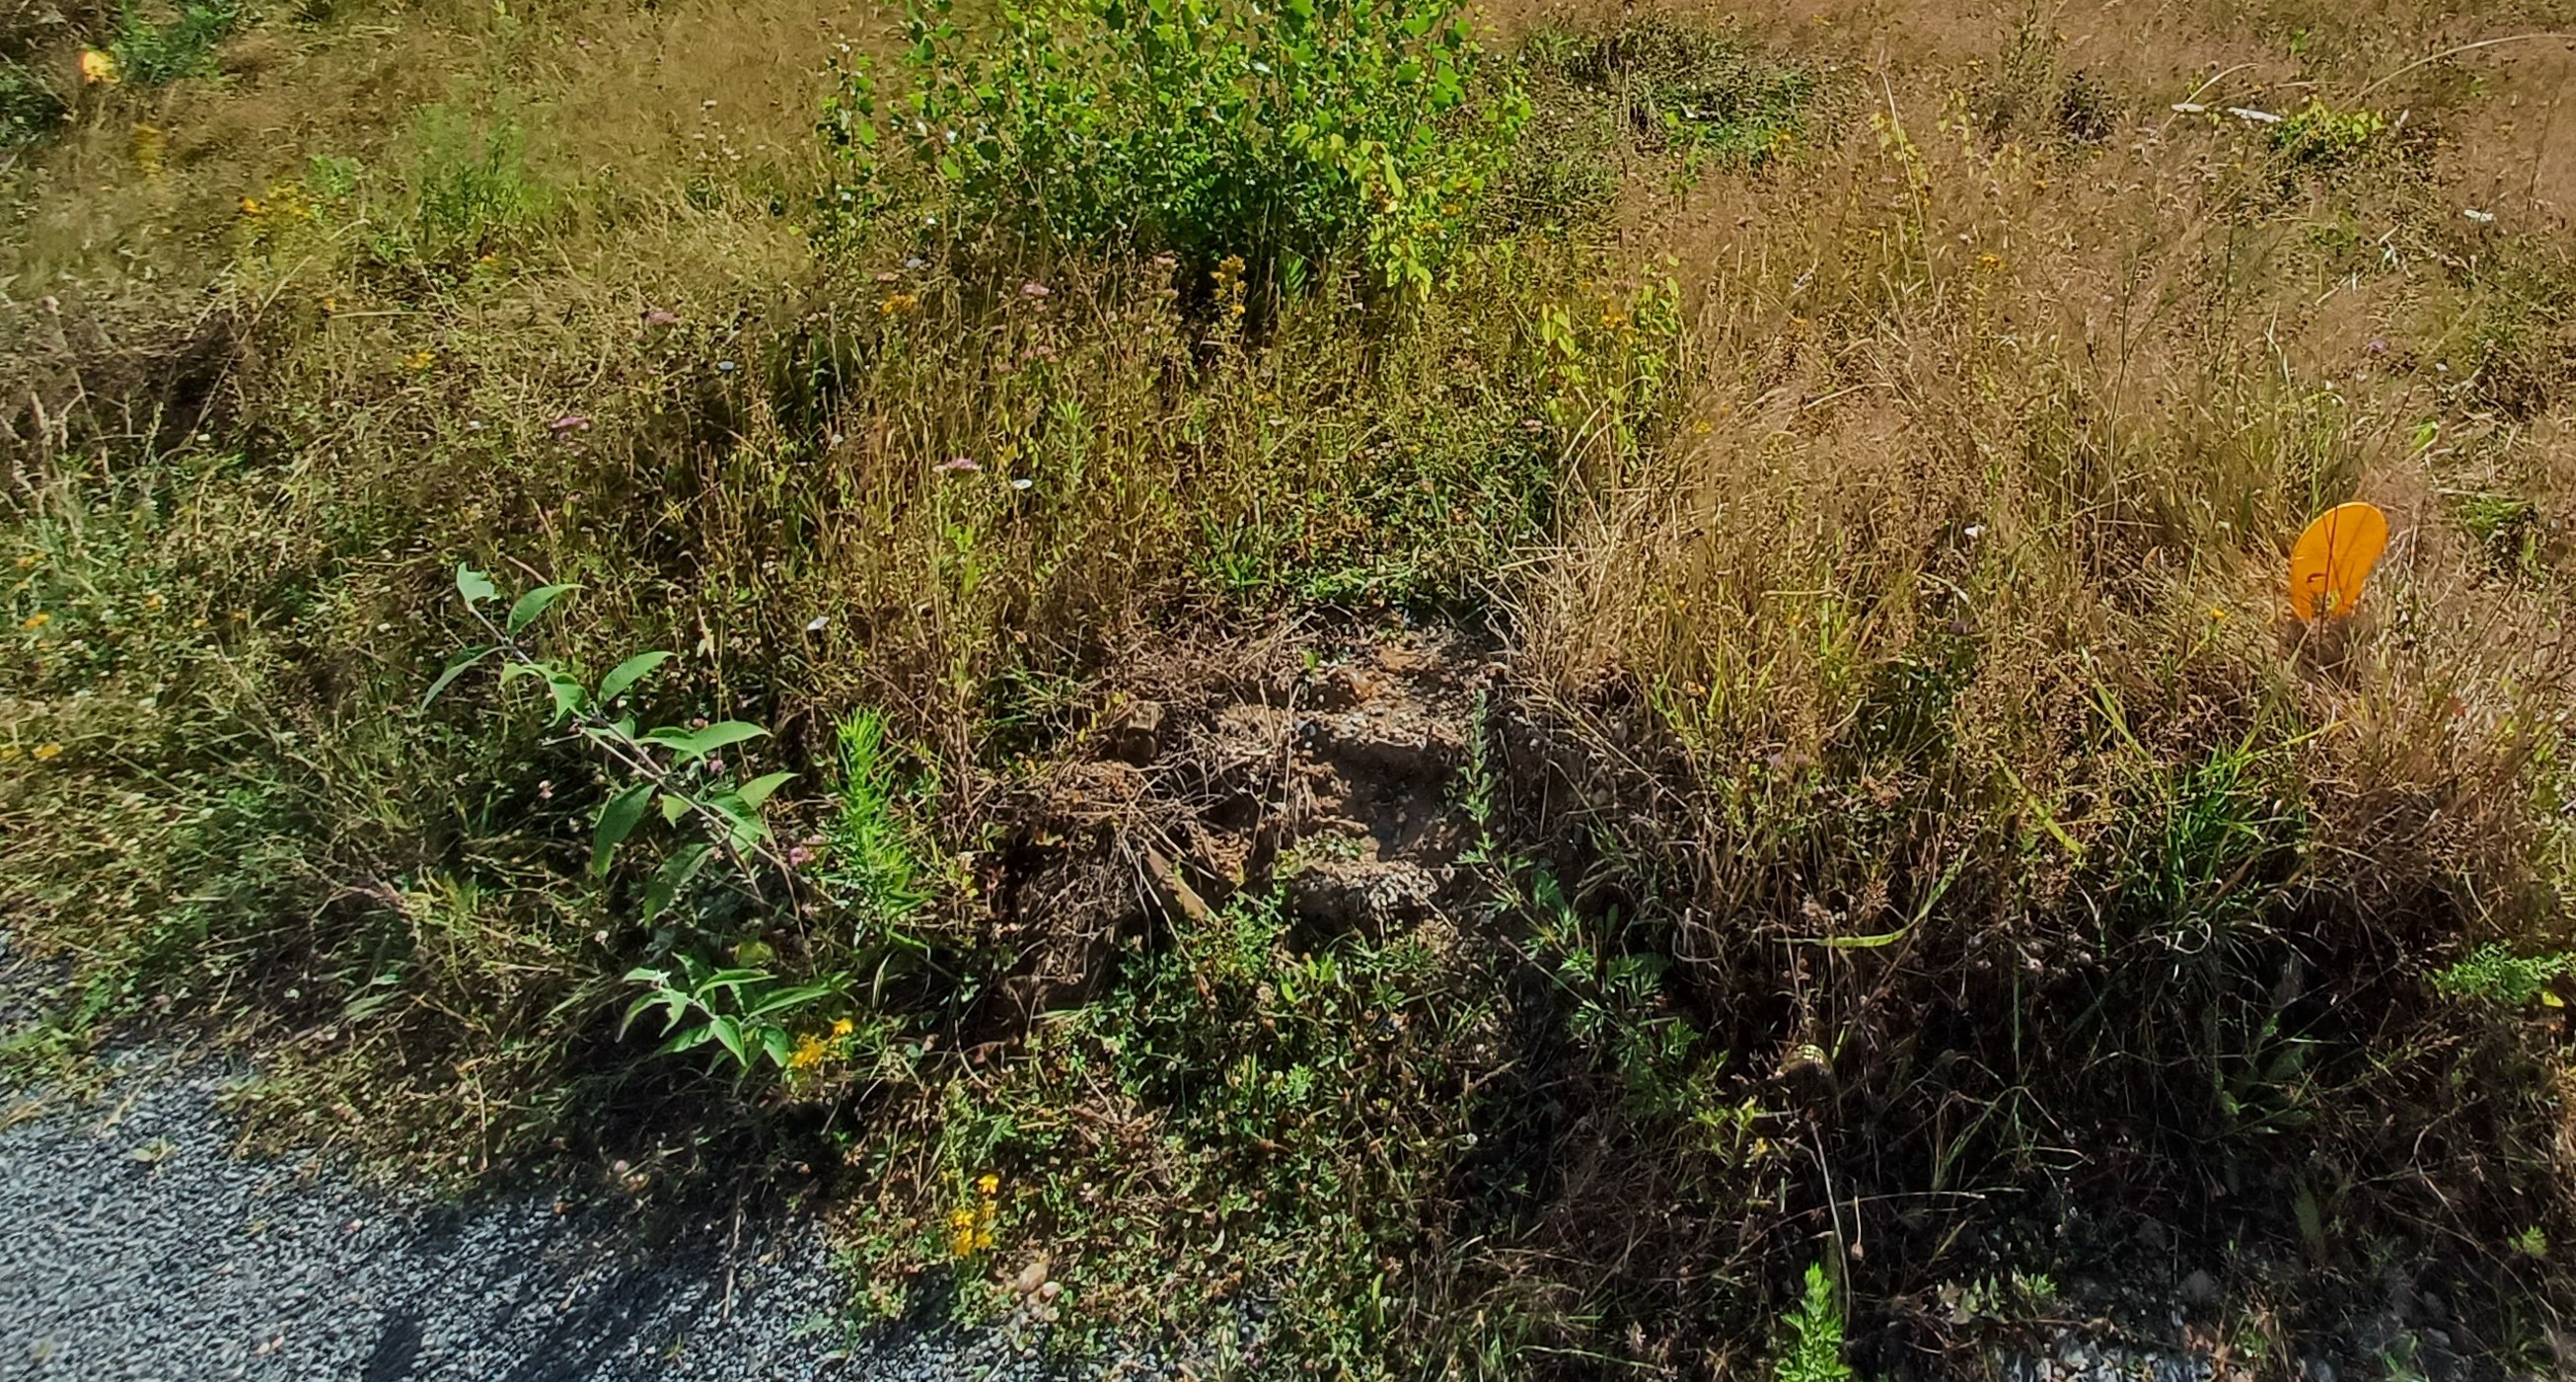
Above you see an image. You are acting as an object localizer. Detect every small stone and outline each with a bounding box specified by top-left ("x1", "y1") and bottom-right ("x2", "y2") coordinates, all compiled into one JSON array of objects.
[
  {"x1": 2179, "y1": 1269, "x2": 2218, "y2": 1308},
  {"x1": 1105, "y1": 700, "x2": 1164, "y2": 765}
]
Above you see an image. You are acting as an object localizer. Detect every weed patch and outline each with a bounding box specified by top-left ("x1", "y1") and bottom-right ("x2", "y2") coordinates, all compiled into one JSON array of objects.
[
  {"x1": 109, "y1": 0, "x2": 240, "y2": 86},
  {"x1": 825, "y1": 0, "x2": 1527, "y2": 299},
  {"x1": 5, "y1": 0, "x2": 2576, "y2": 1375}
]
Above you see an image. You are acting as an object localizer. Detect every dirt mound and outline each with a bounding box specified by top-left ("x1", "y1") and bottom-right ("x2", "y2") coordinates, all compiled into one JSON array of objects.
[{"x1": 988, "y1": 626, "x2": 1497, "y2": 1026}]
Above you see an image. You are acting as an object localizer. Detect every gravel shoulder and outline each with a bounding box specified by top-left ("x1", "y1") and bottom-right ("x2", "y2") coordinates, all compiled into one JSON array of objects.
[
  {"x1": 0, "y1": 921, "x2": 1121, "y2": 1382},
  {"x1": 0, "y1": 1045, "x2": 871, "y2": 1380}
]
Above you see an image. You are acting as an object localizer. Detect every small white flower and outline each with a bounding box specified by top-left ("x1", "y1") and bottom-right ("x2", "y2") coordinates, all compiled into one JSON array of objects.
[{"x1": 806, "y1": 615, "x2": 829, "y2": 632}]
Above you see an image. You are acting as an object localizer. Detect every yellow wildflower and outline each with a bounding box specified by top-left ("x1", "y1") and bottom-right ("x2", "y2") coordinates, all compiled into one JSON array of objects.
[
  {"x1": 240, "y1": 196, "x2": 266, "y2": 218},
  {"x1": 948, "y1": 1206, "x2": 979, "y2": 1258},
  {"x1": 33, "y1": 743, "x2": 62, "y2": 762},
  {"x1": 402, "y1": 349, "x2": 436, "y2": 372},
  {"x1": 830, "y1": 1017, "x2": 854, "y2": 1038},
  {"x1": 81, "y1": 49, "x2": 118, "y2": 85},
  {"x1": 21, "y1": 612, "x2": 49, "y2": 630},
  {"x1": 976, "y1": 1173, "x2": 999, "y2": 1197},
  {"x1": 787, "y1": 1033, "x2": 828, "y2": 1071}
]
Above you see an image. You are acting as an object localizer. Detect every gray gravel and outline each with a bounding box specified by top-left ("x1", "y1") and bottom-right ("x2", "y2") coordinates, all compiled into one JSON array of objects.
[
  {"x1": 0, "y1": 1052, "x2": 1196, "y2": 1382},
  {"x1": 1, "y1": 1050, "x2": 873, "y2": 1380},
  {"x1": 0, "y1": 917, "x2": 1216, "y2": 1382}
]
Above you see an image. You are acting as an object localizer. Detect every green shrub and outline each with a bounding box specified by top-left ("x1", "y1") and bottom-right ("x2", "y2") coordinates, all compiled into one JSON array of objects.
[
  {"x1": 822, "y1": 708, "x2": 933, "y2": 930},
  {"x1": 823, "y1": 0, "x2": 1529, "y2": 297},
  {"x1": 1775, "y1": 1262, "x2": 1854, "y2": 1382},
  {"x1": 0, "y1": 60, "x2": 65, "y2": 148},
  {"x1": 361, "y1": 107, "x2": 551, "y2": 273},
  {"x1": 2433, "y1": 944, "x2": 2573, "y2": 1009},
  {"x1": 110, "y1": 0, "x2": 241, "y2": 86},
  {"x1": 2271, "y1": 98, "x2": 2384, "y2": 165}
]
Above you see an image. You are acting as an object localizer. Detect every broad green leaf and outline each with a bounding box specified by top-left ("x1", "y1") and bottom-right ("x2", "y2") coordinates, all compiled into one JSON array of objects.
[
  {"x1": 704, "y1": 794, "x2": 763, "y2": 850},
  {"x1": 660, "y1": 792, "x2": 692, "y2": 826},
  {"x1": 705, "y1": 1014, "x2": 749, "y2": 1067},
  {"x1": 640, "y1": 842, "x2": 712, "y2": 923},
  {"x1": 640, "y1": 720, "x2": 769, "y2": 763},
  {"x1": 456, "y1": 563, "x2": 498, "y2": 607},
  {"x1": 596, "y1": 650, "x2": 672, "y2": 705},
  {"x1": 418, "y1": 645, "x2": 496, "y2": 711},
  {"x1": 619, "y1": 979, "x2": 685, "y2": 1039},
  {"x1": 506, "y1": 582, "x2": 581, "y2": 633},
  {"x1": 544, "y1": 669, "x2": 587, "y2": 724},
  {"x1": 736, "y1": 770, "x2": 797, "y2": 812},
  {"x1": 760, "y1": 1024, "x2": 794, "y2": 1069},
  {"x1": 590, "y1": 782, "x2": 654, "y2": 878}
]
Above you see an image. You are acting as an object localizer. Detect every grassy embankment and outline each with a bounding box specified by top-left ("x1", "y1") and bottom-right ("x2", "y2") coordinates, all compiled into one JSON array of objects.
[{"x1": 4, "y1": 0, "x2": 2575, "y2": 1374}]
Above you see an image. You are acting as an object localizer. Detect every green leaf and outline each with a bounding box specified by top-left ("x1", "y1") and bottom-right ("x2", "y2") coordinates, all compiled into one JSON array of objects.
[
  {"x1": 506, "y1": 582, "x2": 581, "y2": 633},
  {"x1": 544, "y1": 669, "x2": 588, "y2": 724},
  {"x1": 660, "y1": 792, "x2": 692, "y2": 826},
  {"x1": 596, "y1": 650, "x2": 672, "y2": 705},
  {"x1": 640, "y1": 720, "x2": 770, "y2": 763},
  {"x1": 641, "y1": 842, "x2": 712, "y2": 923},
  {"x1": 457, "y1": 563, "x2": 498, "y2": 607},
  {"x1": 418, "y1": 645, "x2": 496, "y2": 711},
  {"x1": 703, "y1": 794, "x2": 765, "y2": 850},
  {"x1": 591, "y1": 783, "x2": 654, "y2": 878},
  {"x1": 705, "y1": 1013, "x2": 750, "y2": 1067},
  {"x1": 760, "y1": 1024, "x2": 794, "y2": 1069},
  {"x1": 736, "y1": 770, "x2": 797, "y2": 812},
  {"x1": 745, "y1": 982, "x2": 841, "y2": 1018}
]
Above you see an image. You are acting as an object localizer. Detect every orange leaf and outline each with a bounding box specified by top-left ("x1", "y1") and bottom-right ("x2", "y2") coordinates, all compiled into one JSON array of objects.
[{"x1": 2288, "y1": 501, "x2": 2389, "y2": 619}]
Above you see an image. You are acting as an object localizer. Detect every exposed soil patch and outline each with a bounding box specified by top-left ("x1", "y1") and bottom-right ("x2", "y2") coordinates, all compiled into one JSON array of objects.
[{"x1": 986, "y1": 623, "x2": 1499, "y2": 1030}]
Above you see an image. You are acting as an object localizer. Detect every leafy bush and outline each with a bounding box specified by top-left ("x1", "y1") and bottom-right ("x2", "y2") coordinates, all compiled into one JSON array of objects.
[
  {"x1": 2433, "y1": 944, "x2": 2572, "y2": 1009},
  {"x1": 1774, "y1": 1262, "x2": 1854, "y2": 1382},
  {"x1": 822, "y1": 708, "x2": 934, "y2": 931},
  {"x1": 384, "y1": 108, "x2": 550, "y2": 270},
  {"x1": 2272, "y1": 98, "x2": 2385, "y2": 165},
  {"x1": 110, "y1": 0, "x2": 240, "y2": 86},
  {"x1": 823, "y1": 0, "x2": 1529, "y2": 297},
  {"x1": 0, "y1": 60, "x2": 64, "y2": 148}
]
